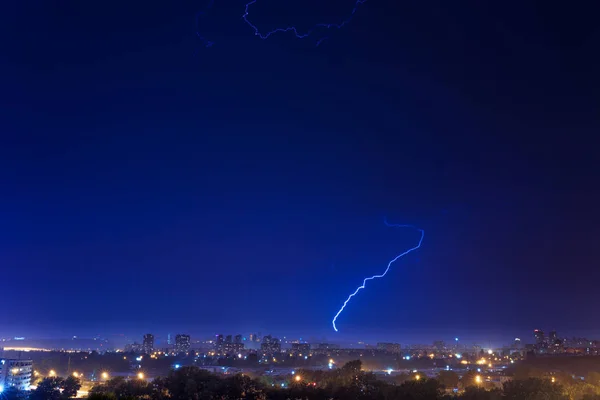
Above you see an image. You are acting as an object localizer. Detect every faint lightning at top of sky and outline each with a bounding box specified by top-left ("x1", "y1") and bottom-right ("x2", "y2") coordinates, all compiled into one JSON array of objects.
[
  {"x1": 331, "y1": 220, "x2": 424, "y2": 332},
  {"x1": 242, "y1": 0, "x2": 368, "y2": 42},
  {"x1": 195, "y1": 0, "x2": 215, "y2": 48}
]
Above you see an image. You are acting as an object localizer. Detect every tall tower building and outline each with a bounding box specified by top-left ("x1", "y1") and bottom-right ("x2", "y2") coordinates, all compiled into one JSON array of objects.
[
  {"x1": 175, "y1": 334, "x2": 191, "y2": 353},
  {"x1": 143, "y1": 334, "x2": 154, "y2": 354},
  {"x1": 215, "y1": 334, "x2": 224, "y2": 351},
  {"x1": 534, "y1": 329, "x2": 544, "y2": 345}
]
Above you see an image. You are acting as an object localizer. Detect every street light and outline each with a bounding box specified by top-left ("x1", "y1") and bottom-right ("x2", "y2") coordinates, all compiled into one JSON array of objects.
[
  {"x1": 137, "y1": 372, "x2": 145, "y2": 380},
  {"x1": 551, "y1": 377, "x2": 556, "y2": 383},
  {"x1": 294, "y1": 375, "x2": 301, "y2": 382},
  {"x1": 415, "y1": 374, "x2": 421, "y2": 381},
  {"x1": 475, "y1": 375, "x2": 482, "y2": 385},
  {"x1": 49, "y1": 370, "x2": 56, "y2": 377},
  {"x1": 101, "y1": 372, "x2": 109, "y2": 380},
  {"x1": 72, "y1": 372, "x2": 79, "y2": 378}
]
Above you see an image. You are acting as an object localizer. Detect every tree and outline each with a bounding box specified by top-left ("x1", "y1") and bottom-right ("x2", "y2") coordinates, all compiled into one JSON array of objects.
[
  {"x1": 61, "y1": 376, "x2": 81, "y2": 399},
  {"x1": 582, "y1": 395, "x2": 600, "y2": 400},
  {"x1": 90, "y1": 376, "x2": 150, "y2": 399},
  {"x1": 437, "y1": 370, "x2": 459, "y2": 389},
  {"x1": 392, "y1": 379, "x2": 443, "y2": 400},
  {"x1": 562, "y1": 381, "x2": 600, "y2": 400},
  {"x1": 220, "y1": 374, "x2": 266, "y2": 400},
  {"x1": 512, "y1": 365, "x2": 545, "y2": 380},
  {"x1": 461, "y1": 386, "x2": 503, "y2": 400},
  {"x1": 587, "y1": 372, "x2": 600, "y2": 387},
  {"x1": 503, "y1": 378, "x2": 567, "y2": 400},
  {"x1": 341, "y1": 360, "x2": 362, "y2": 375},
  {"x1": 87, "y1": 394, "x2": 117, "y2": 400},
  {"x1": 161, "y1": 366, "x2": 222, "y2": 400},
  {"x1": 460, "y1": 370, "x2": 481, "y2": 389},
  {"x1": 30, "y1": 377, "x2": 64, "y2": 400}
]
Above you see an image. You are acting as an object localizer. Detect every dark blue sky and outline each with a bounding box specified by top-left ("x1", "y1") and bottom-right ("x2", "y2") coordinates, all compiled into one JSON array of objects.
[{"x1": 1, "y1": 0, "x2": 598, "y2": 345}]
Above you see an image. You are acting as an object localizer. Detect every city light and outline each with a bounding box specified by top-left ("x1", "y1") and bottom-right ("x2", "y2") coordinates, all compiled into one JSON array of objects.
[
  {"x1": 295, "y1": 375, "x2": 301, "y2": 382},
  {"x1": 475, "y1": 375, "x2": 482, "y2": 384},
  {"x1": 137, "y1": 372, "x2": 145, "y2": 380},
  {"x1": 49, "y1": 370, "x2": 56, "y2": 377},
  {"x1": 415, "y1": 374, "x2": 421, "y2": 381},
  {"x1": 487, "y1": 349, "x2": 493, "y2": 355},
  {"x1": 552, "y1": 377, "x2": 556, "y2": 383},
  {"x1": 174, "y1": 364, "x2": 181, "y2": 369},
  {"x1": 11, "y1": 368, "x2": 19, "y2": 374},
  {"x1": 72, "y1": 372, "x2": 79, "y2": 378},
  {"x1": 101, "y1": 372, "x2": 109, "y2": 380}
]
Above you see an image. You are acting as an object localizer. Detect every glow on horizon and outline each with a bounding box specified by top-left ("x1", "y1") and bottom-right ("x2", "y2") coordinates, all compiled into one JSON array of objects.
[{"x1": 332, "y1": 221, "x2": 424, "y2": 332}]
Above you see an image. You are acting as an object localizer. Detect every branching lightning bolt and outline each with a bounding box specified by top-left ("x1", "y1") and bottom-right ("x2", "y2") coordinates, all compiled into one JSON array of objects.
[
  {"x1": 331, "y1": 221, "x2": 424, "y2": 332},
  {"x1": 242, "y1": 0, "x2": 368, "y2": 42}
]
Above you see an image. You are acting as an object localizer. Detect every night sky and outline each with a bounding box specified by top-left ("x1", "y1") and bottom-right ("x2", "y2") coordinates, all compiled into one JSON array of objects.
[{"x1": 1, "y1": 0, "x2": 599, "y2": 345}]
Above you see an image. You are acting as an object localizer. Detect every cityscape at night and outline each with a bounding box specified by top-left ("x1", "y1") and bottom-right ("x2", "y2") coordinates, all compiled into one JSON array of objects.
[{"x1": 1, "y1": 0, "x2": 598, "y2": 398}]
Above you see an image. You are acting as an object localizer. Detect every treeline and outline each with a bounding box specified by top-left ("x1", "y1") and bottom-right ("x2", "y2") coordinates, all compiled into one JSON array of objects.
[{"x1": 6, "y1": 360, "x2": 600, "y2": 400}]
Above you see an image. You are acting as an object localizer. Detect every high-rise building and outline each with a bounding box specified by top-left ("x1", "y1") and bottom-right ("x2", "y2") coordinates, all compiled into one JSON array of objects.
[
  {"x1": 291, "y1": 343, "x2": 311, "y2": 355},
  {"x1": 215, "y1": 334, "x2": 224, "y2": 352},
  {"x1": 175, "y1": 334, "x2": 191, "y2": 353},
  {"x1": 260, "y1": 335, "x2": 281, "y2": 354},
  {"x1": 225, "y1": 335, "x2": 232, "y2": 344},
  {"x1": 143, "y1": 334, "x2": 154, "y2": 354},
  {"x1": 534, "y1": 329, "x2": 544, "y2": 344},
  {"x1": 234, "y1": 335, "x2": 243, "y2": 344},
  {"x1": 534, "y1": 329, "x2": 549, "y2": 352},
  {"x1": 0, "y1": 359, "x2": 33, "y2": 391}
]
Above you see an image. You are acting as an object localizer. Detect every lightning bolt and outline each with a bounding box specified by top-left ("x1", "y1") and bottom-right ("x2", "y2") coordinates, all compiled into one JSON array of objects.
[
  {"x1": 195, "y1": 0, "x2": 215, "y2": 48},
  {"x1": 332, "y1": 221, "x2": 424, "y2": 332},
  {"x1": 242, "y1": 0, "x2": 368, "y2": 42}
]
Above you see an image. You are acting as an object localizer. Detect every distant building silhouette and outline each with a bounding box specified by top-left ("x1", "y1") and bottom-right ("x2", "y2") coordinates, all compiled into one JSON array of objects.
[
  {"x1": 143, "y1": 334, "x2": 154, "y2": 354},
  {"x1": 175, "y1": 334, "x2": 191, "y2": 353}
]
